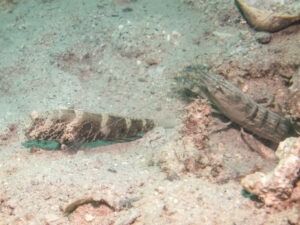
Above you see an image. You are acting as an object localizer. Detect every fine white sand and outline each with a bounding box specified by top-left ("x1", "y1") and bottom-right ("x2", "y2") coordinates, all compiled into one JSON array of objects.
[{"x1": 0, "y1": 0, "x2": 299, "y2": 224}]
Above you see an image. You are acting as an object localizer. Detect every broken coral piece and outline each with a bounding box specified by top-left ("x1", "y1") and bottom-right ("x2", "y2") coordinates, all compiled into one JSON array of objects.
[
  {"x1": 235, "y1": 0, "x2": 300, "y2": 32},
  {"x1": 241, "y1": 137, "x2": 300, "y2": 207},
  {"x1": 64, "y1": 197, "x2": 115, "y2": 216}
]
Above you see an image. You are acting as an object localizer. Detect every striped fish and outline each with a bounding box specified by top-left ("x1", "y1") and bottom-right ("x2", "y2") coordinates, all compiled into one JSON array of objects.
[
  {"x1": 25, "y1": 109, "x2": 155, "y2": 149},
  {"x1": 177, "y1": 65, "x2": 295, "y2": 143}
]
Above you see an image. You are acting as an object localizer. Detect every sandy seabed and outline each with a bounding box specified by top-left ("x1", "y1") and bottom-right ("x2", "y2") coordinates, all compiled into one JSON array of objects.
[{"x1": 0, "y1": 0, "x2": 299, "y2": 224}]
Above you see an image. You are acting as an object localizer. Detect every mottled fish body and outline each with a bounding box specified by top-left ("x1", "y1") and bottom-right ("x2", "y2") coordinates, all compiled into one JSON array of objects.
[
  {"x1": 25, "y1": 109, "x2": 155, "y2": 149},
  {"x1": 179, "y1": 65, "x2": 295, "y2": 143}
]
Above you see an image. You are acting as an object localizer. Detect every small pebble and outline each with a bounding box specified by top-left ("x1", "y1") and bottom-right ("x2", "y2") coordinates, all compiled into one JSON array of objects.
[
  {"x1": 166, "y1": 172, "x2": 180, "y2": 181},
  {"x1": 85, "y1": 214, "x2": 95, "y2": 222},
  {"x1": 107, "y1": 168, "x2": 117, "y2": 173},
  {"x1": 119, "y1": 197, "x2": 140, "y2": 209},
  {"x1": 122, "y1": 7, "x2": 133, "y2": 12},
  {"x1": 44, "y1": 214, "x2": 60, "y2": 222},
  {"x1": 255, "y1": 32, "x2": 271, "y2": 44}
]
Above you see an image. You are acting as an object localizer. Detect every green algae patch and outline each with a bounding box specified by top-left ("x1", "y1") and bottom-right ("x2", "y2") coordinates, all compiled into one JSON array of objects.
[
  {"x1": 22, "y1": 140, "x2": 60, "y2": 150},
  {"x1": 21, "y1": 133, "x2": 144, "y2": 150},
  {"x1": 83, "y1": 133, "x2": 144, "y2": 148}
]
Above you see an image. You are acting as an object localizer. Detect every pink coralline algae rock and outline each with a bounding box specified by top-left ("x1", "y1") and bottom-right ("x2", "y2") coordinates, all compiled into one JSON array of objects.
[{"x1": 241, "y1": 137, "x2": 300, "y2": 207}]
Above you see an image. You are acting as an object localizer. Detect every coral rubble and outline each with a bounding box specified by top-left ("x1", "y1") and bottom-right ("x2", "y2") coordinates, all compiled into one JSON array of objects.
[
  {"x1": 235, "y1": 0, "x2": 300, "y2": 32},
  {"x1": 241, "y1": 137, "x2": 300, "y2": 208}
]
